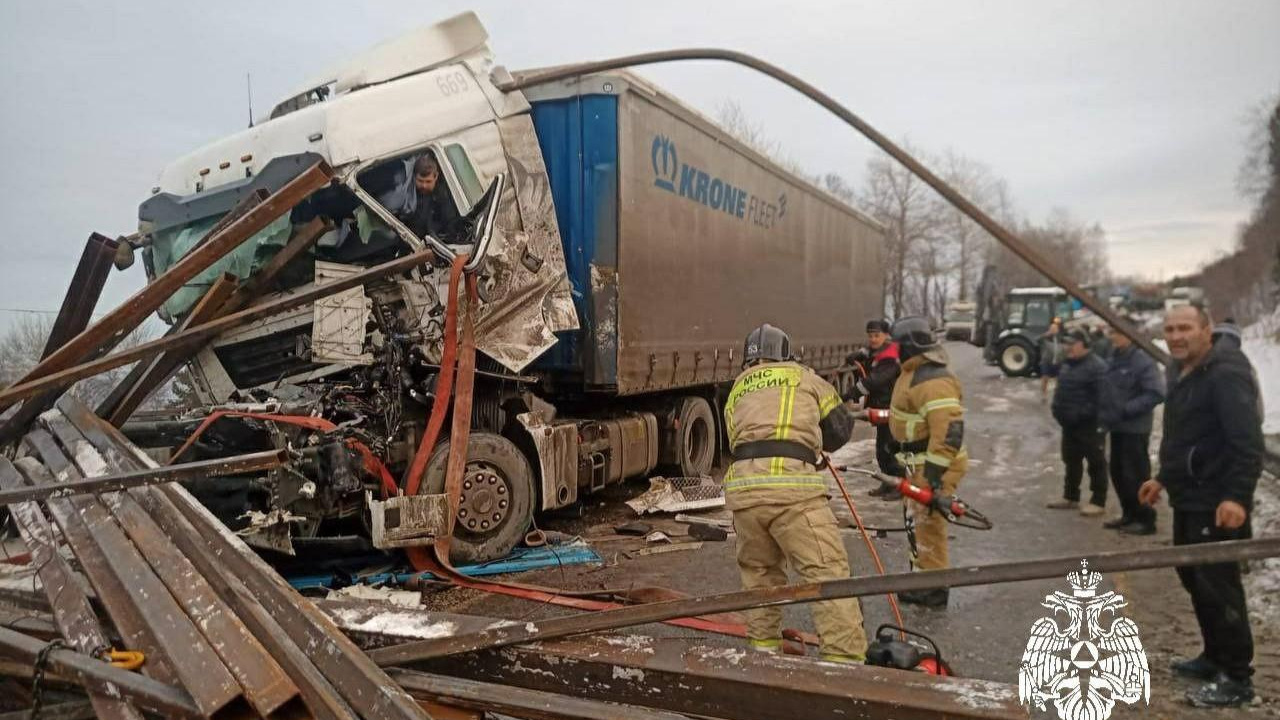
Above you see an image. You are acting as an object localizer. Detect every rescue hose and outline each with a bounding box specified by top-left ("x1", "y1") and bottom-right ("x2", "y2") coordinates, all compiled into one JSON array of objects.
[{"x1": 823, "y1": 454, "x2": 906, "y2": 639}]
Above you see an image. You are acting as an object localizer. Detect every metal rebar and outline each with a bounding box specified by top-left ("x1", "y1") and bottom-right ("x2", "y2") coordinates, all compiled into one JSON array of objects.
[
  {"x1": 369, "y1": 536, "x2": 1280, "y2": 664},
  {"x1": 503, "y1": 50, "x2": 1169, "y2": 365},
  {"x1": 0, "y1": 449, "x2": 285, "y2": 505}
]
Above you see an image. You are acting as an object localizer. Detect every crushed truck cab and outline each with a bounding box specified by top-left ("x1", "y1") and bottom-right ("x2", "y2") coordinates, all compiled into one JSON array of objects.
[{"x1": 128, "y1": 12, "x2": 884, "y2": 562}]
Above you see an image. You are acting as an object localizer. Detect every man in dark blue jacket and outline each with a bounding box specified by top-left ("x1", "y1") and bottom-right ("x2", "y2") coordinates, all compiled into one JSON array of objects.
[
  {"x1": 1139, "y1": 305, "x2": 1262, "y2": 708},
  {"x1": 1047, "y1": 329, "x2": 1110, "y2": 516},
  {"x1": 1099, "y1": 322, "x2": 1165, "y2": 535}
]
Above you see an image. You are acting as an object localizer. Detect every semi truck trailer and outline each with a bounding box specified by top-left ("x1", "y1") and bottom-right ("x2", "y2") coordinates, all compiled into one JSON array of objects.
[{"x1": 126, "y1": 12, "x2": 885, "y2": 562}]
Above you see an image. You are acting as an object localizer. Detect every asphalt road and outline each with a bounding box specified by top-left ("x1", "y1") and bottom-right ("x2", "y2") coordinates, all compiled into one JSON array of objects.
[{"x1": 429, "y1": 341, "x2": 1277, "y2": 718}]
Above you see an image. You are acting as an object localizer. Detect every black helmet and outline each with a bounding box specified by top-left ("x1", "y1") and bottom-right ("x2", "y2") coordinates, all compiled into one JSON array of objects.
[
  {"x1": 890, "y1": 316, "x2": 937, "y2": 360},
  {"x1": 743, "y1": 323, "x2": 792, "y2": 367}
]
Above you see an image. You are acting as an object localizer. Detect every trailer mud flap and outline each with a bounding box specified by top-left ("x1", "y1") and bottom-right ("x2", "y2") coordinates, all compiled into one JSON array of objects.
[
  {"x1": 367, "y1": 491, "x2": 451, "y2": 549},
  {"x1": 471, "y1": 115, "x2": 578, "y2": 372}
]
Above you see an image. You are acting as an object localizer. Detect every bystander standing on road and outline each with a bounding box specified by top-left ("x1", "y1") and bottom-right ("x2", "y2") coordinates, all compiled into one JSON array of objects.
[
  {"x1": 1038, "y1": 318, "x2": 1064, "y2": 402},
  {"x1": 1138, "y1": 304, "x2": 1263, "y2": 708},
  {"x1": 1098, "y1": 321, "x2": 1164, "y2": 535},
  {"x1": 1046, "y1": 329, "x2": 1109, "y2": 516},
  {"x1": 846, "y1": 319, "x2": 904, "y2": 498}
]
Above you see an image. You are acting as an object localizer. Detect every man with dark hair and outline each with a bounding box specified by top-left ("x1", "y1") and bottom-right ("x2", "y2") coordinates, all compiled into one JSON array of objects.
[
  {"x1": 400, "y1": 152, "x2": 465, "y2": 243},
  {"x1": 1099, "y1": 322, "x2": 1164, "y2": 535},
  {"x1": 1139, "y1": 304, "x2": 1262, "y2": 708},
  {"x1": 1047, "y1": 328, "x2": 1109, "y2": 516},
  {"x1": 724, "y1": 323, "x2": 866, "y2": 661},
  {"x1": 846, "y1": 319, "x2": 904, "y2": 497}
]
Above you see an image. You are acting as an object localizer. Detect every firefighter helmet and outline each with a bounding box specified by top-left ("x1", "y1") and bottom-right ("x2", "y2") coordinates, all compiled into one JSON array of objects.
[
  {"x1": 891, "y1": 316, "x2": 938, "y2": 360},
  {"x1": 743, "y1": 323, "x2": 792, "y2": 367}
]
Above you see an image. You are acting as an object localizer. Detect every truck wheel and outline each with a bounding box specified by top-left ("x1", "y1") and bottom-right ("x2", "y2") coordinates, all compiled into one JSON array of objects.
[
  {"x1": 419, "y1": 433, "x2": 535, "y2": 565},
  {"x1": 997, "y1": 340, "x2": 1035, "y2": 377},
  {"x1": 674, "y1": 396, "x2": 716, "y2": 477}
]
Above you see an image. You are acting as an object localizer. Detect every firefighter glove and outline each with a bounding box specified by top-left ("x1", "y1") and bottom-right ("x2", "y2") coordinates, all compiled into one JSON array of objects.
[{"x1": 923, "y1": 461, "x2": 947, "y2": 491}]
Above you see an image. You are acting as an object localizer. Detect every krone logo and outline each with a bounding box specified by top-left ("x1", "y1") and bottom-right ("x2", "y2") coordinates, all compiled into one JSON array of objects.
[
  {"x1": 651, "y1": 135, "x2": 678, "y2": 191},
  {"x1": 1018, "y1": 560, "x2": 1149, "y2": 720}
]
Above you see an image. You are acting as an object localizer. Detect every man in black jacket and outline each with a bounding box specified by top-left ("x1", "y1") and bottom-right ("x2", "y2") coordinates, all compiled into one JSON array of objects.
[
  {"x1": 847, "y1": 319, "x2": 905, "y2": 497},
  {"x1": 1099, "y1": 323, "x2": 1165, "y2": 535},
  {"x1": 1047, "y1": 329, "x2": 1109, "y2": 516},
  {"x1": 1139, "y1": 304, "x2": 1262, "y2": 708}
]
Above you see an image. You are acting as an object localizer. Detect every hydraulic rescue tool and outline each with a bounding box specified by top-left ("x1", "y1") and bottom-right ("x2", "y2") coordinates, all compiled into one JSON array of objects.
[{"x1": 842, "y1": 466, "x2": 994, "y2": 531}]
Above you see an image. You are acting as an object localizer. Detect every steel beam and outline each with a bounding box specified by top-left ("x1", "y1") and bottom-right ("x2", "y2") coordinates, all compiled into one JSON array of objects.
[
  {"x1": 0, "y1": 160, "x2": 332, "y2": 415},
  {"x1": 57, "y1": 397, "x2": 429, "y2": 720},
  {"x1": 0, "y1": 626, "x2": 201, "y2": 719},
  {"x1": 0, "y1": 449, "x2": 285, "y2": 505},
  {"x1": 0, "y1": 458, "x2": 143, "y2": 720},
  {"x1": 0, "y1": 246, "x2": 437, "y2": 406},
  {"x1": 0, "y1": 233, "x2": 117, "y2": 446},
  {"x1": 16, "y1": 443, "x2": 248, "y2": 719},
  {"x1": 41, "y1": 411, "x2": 303, "y2": 720},
  {"x1": 321, "y1": 601, "x2": 1023, "y2": 720},
  {"x1": 98, "y1": 273, "x2": 238, "y2": 425},
  {"x1": 390, "y1": 669, "x2": 695, "y2": 720},
  {"x1": 369, "y1": 536, "x2": 1280, "y2": 664}
]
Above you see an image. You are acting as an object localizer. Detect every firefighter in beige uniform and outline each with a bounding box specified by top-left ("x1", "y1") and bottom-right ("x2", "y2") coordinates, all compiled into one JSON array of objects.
[
  {"x1": 887, "y1": 316, "x2": 968, "y2": 609},
  {"x1": 724, "y1": 323, "x2": 866, "y2": 661}
]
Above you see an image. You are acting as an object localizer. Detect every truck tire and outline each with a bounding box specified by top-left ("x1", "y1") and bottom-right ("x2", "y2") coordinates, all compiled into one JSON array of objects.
[
  {"x1": 997, "y1": 339, "x2": 1035, "y2": 377},
  {"x1": 674, "y1": 396, "x2": 716, "y2": 478},
  {"x1": 418, "y1": 432, "x2": 535, "y2": 564}
]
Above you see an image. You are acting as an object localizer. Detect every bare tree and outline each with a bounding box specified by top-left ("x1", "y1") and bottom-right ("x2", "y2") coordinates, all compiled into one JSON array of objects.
[
  {"x1": 857, "y1": 144, "x2": 945, "y2": 317},
  {"x1": 937, "y1": 151, "x2": 1008, "y2": 300}
]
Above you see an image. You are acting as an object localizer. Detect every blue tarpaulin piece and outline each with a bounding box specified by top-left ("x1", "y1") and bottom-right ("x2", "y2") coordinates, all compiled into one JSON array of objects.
[{"x1": 288, "y1": 541, "x2": 601, "y2": 591}]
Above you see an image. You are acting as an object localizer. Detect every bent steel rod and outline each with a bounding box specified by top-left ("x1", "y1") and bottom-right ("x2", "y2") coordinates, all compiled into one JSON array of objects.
[
  {"x1": 0, "y1": 449, "x2": 286, "y2": 505},
  {"x1": 502, "y1": 50, "x2": 1169, "y2": 365},
  {"x1": 0, "y1": 248, "x2": 438, "y2": 406},
  {"x1": 369, "y1": 536, "x2": 1280, "y2": 664}
]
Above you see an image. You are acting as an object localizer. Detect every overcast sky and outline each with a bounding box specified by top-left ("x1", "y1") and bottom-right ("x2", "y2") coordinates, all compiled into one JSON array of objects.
[{"x1": 1, "y1": 0, "x2": 1276, "y2": 330}]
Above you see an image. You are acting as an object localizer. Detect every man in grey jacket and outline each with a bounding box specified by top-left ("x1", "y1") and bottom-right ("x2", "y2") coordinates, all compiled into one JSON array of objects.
[{"x1": 1099, "y1": 323, "x2": 1165, "y2": 535}]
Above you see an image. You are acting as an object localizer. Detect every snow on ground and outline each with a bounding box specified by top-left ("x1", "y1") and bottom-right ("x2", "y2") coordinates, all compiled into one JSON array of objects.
[{"x1": 1241, "y1": 308, "x2": 1280, "y2": 434}]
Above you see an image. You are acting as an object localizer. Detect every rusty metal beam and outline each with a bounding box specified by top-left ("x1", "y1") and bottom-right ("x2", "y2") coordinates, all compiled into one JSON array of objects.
[
  {"x1": 0, "y1": 458, "x2": 143, "y2": 720},
  {"x1": 20, "y1": 431, "x2": 182, "y2": 688},
  {"x1": 0, "y1": 160, "x2": 333, "y2": 415},
  {"x1": 221, "y1": 217, "x2": 332, "y2": 314},
  {"x1": 41, "y1": 411, "x2": 304, "y2": 720},
  {"x1": 369, "y1": 536, "x2": 1280, "y2": 665},
  {"x1": 0, "y1": 700, "x2": 96, "y2": 720},
  {"x1": 14, "y1": 447, "x2": 248, "y2": 719},
  {"x1": 390, "y1": 669, "x2": 696, "y2": 720},
  {"x1": 0, "y1": 233, "x2": 117, "y2": 446},
  {"x1": 0, "y1": 246, "x2": 437, "y2": 407},
  {"x1": 506, "y1": 51, "x2": 1168, "y2": 364},
  {"x1": 322, "y1": 601, "x2": 1022, "y2": 720},
  {"x1": 51, "y1": 400, "x2": 358, "y2": 720},
  {"x1": 0, "y1": 626, "x2": 201, "y2": 719},
  {"x1": 56, "y1": 398, "x2": 428, "y2": 720},
  {"x1": 0, "y1": 449, "x2": 285, "y2": 505},
  {"x1": 98, "y1": 273, "x2": 239, "y2": 425}
]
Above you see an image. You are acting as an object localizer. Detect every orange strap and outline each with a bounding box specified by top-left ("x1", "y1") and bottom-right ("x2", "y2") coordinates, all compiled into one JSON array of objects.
[{"x1": 168, "y1": 409, "x2": 399, "y2": 498}]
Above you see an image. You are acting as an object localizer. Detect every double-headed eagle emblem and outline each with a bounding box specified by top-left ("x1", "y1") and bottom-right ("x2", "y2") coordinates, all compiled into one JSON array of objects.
[{"x1": 1018, "y1": 560, "x2": 1150, "y2": 720}]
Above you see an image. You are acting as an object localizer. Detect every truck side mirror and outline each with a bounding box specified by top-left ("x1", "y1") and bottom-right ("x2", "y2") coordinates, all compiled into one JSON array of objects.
[{"x1": 464, "y1": 173, "x2": 505, "y2": 272}]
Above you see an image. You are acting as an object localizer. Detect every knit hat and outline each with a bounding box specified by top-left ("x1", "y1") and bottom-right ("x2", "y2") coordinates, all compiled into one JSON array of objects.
[{"x1": 865, "y1": 319, "x2": 891, "y2": 333}]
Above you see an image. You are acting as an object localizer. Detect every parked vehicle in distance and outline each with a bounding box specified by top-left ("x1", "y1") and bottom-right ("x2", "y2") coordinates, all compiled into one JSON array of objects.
[{"x1": 943, "y1": 301, "x2": 976, "y2": 341}]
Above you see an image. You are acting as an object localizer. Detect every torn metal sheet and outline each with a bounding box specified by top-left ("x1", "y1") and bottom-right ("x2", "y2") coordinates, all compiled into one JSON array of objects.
[
  {"x1": 326, "y1": 585, "x2": 423, "y2": 609},
  {"x1": 626, "y1": 476, "x2": 724, "y2": 514},
  {"x1": 237, "y1": 508, "x2": 308, "y2": 556},
  {"x1": 470, "y1": 114, "x2": 578, "y2": 372},
  {"x1": 517, "y1": 410, "x2": 578, "y2": 510},
  {"x1": 366, "y1": 491, "x2": 450, "y2": 549}
]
